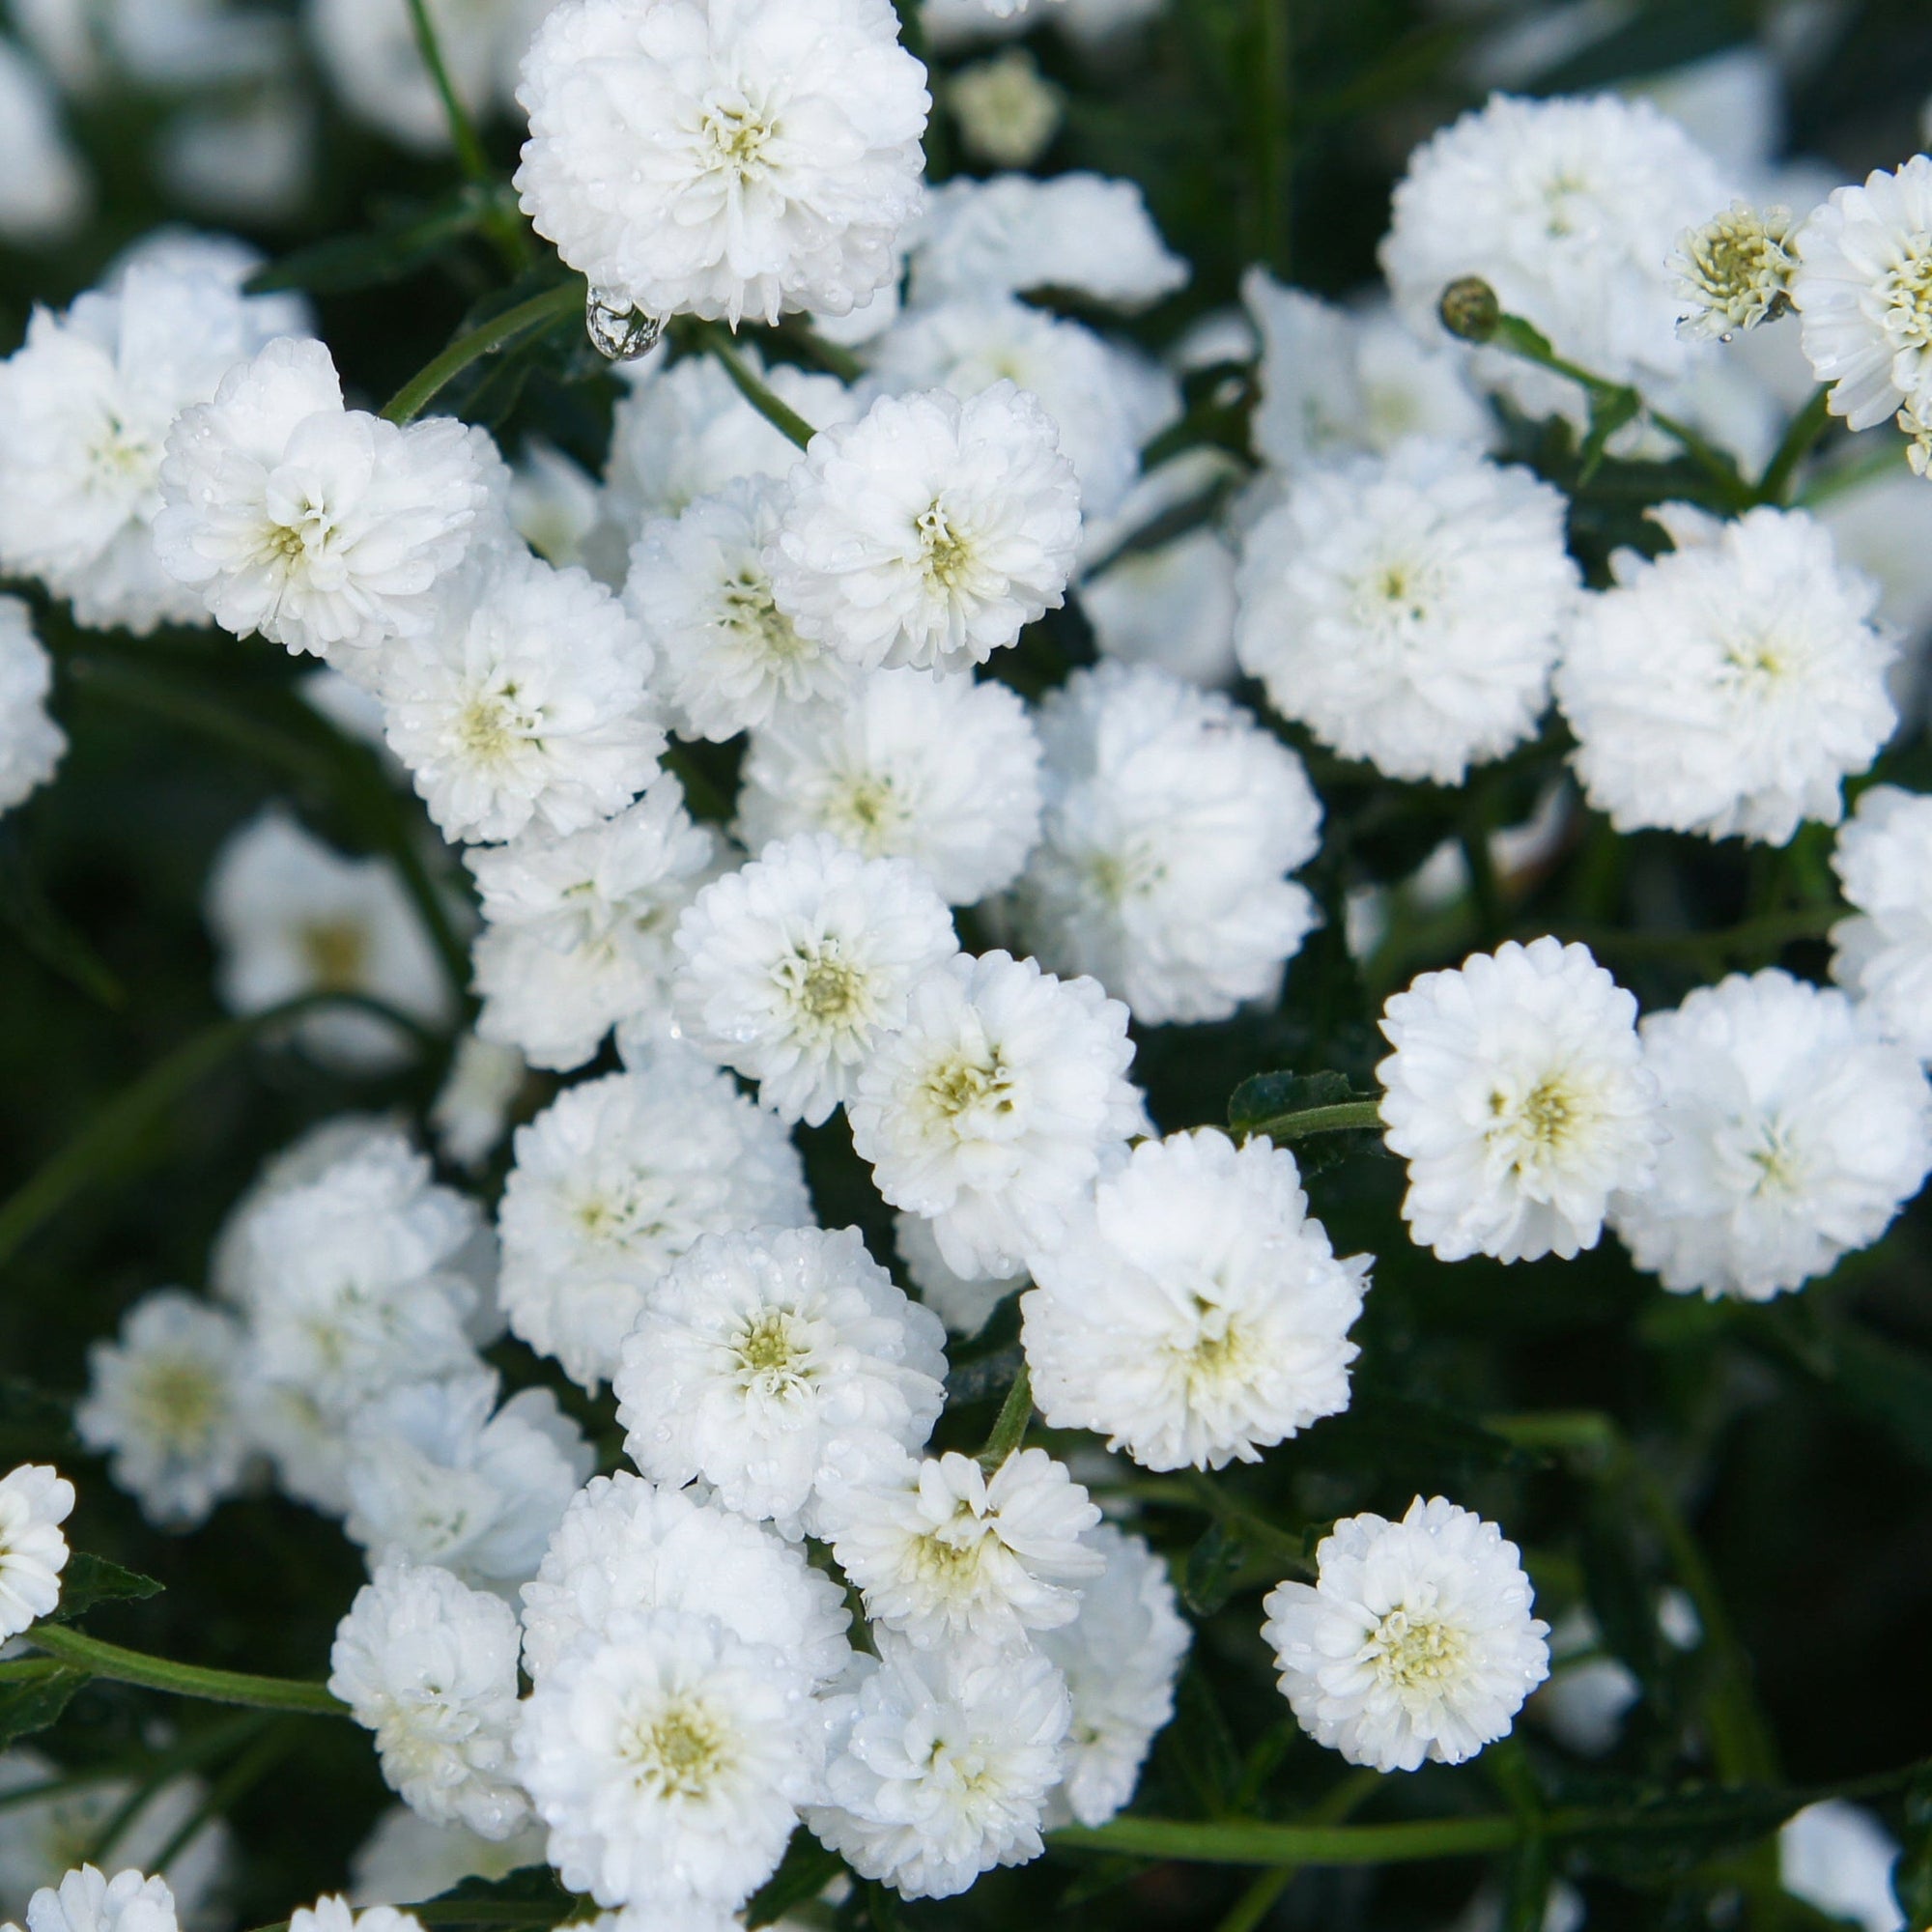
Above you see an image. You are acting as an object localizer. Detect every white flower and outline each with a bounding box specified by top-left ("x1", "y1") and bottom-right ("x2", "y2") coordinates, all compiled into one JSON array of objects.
[
  {"x1": 737, "y1": 668, "x2": 1042, "y2": 906},
  {"x1": 429, "y1": 1035, "x2": 526, "y2": 1173},
  {"x1": 1378, "y1": 938, "x2": 1662, "y2": 1265},
  {"x1": 1832, "y1": 784, "x2": 1932, "y2": 1062},
  {"x1": 344, "y1": 1373, "x2": 592, "y2": 1593},
  {"x1": 892, "y1": 1211, "x2": 1023, "y2": 1339},
  {"x1": 865, "y1": 296, "x2": 1176, "y2": 525},
  {"x1": 1013, "y1": 663, "x2": 1323, "y2": 1024},
  {"x1": 1379, "y1": 92, "x2": 1733, "y2": 420},
  {"x1": 329, "y1": 1559, "x2": 530, "y2": 1839},
  {"x1": 1025, "y1": 1128, "x2": 1369, "y2": 1470},
  {"x1": 1241, "y1": 271, "x2": 1492, "y2": 472},
  {"x1": 1080, "y1": 527, "x2": 1239, "y2": 690},
  {"x1": 598, "y1": 351, "x2": 855, "y2": 557},
  {"x1": 1554, "y1": 504, "x2": 1895, "y2": 844},
  {"x1": 506, "y1": 440, "x2": 599, "y2": 568},
  {"x1": 819, "y1": 1447, "x2": 1102, "y2": 1649},
  {"x1": 1262, "y1": 1496, "x2": 1551, "y2": 1773},
  {"x1": 0, "y1": 1466, "x2": 72, "y2": 1639},
  {"x1": 155, "y1": 336, "x2": 496, "y2": 664},
  {"x1": 1792, "y1": 156, "x2": 1932, "y2": 431},
  {"x1": 1609, "y1": 970, "x2": 1932, "y2": 1301},
  {"x1": 1038, "y1": 1523, "x2": 1189, "y2": 1828},
  {"x1": 13, "y1": 1868, "x2": 176, "y2": 1932},
  {"x1": 1674, "y1": 202, "x2": 1796, "y2": 340},
  {"x1": 497, "y1": 1059, "x2": 809, "y2": 1391},
  {"x1": 520, "y1": 1471, "x2": 852, "y2": 1690},
  {"x1": 235, "y1": 1130, "x2": 489, "y2": 1419},
  {"x1": 946, "y1": 51, "x2": 1062, "y2": 171},
  {"x1": 672, "y1": 834, "x2": 959, "y2": 1126},
  {"x1": 0, "y1": 43, "x2": 87, "y2": 246},
  {"x1": 770, "y1": 384, "x2": 1081, "y2": 676},
  {"x1": 0, "y1": 266, "x2": 271, "y2": 633},
  {"x1": 203, "y1": 809, "x2": 454, "y2": 1072},
  {"x1": 849, "y1": 949, "x2": 1145, "y2": 1279},
  {"x1": 1234, "y1": 440, "x2": 1578, "y2": 786},
  {"x1": 349, "y1": 1806, "x2": 547, "y2": 1909},
  {"x1": 613, "y1": 1225, "x2": 949, "y2": 1539},
  {"x1": 1779, "y1": 1802, "x2": 1905, "y2": 1932},
  {"x1": 513, "y1": 0, "x2": 927, "y2": 327},
  {"x1": 907, "y1": 172, "x2": 1187, "y2": 313},
  {"x1": 379, "y1": 547, "x2": 662, "y2": 846},
  {"x1": 0, "y1": 600, "x2": 64, "y2": 814},
  {"x1": 626, "y1": 477, "x2": 853, "y2": 744},
  {"x1": 0, "y1": 1757, "x2": 229, "y2": 1926},
  {"x1": 469, "y1": 777, "x2": 719, "y2": 1070},
  {"x1": 74, "y1": 1291, "x2": 253, "y2": 1531},
  {"x1": 513, "y1": 1606, "x2": 822, "y2": 1910},
  {"x1": 290, "y1": 1897, "x2": 425, "y2": 1932},
  {"x1": 807, "y1": 1634, "x2": 1069, "y2": 1900}
]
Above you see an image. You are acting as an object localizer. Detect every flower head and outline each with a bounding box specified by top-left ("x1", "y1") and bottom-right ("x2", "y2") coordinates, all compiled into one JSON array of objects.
[
  {"x1": 1378, "y1": 938, "x2": 1662, "y2": 1264},
  {"x1": 0, "y1": 599, "x2": 65, "y2": 814},
  {"x1": 673, "y1": 834, "x2": 959, "y2": 1126},
  {"x1": 1674, "y1": 202, "x2": 1796, "y2": 339},
  {"x1": 14, "y1": 1867, "x2": 177, "y2": 1932},
  {"x1": 0, "y1": 1465, "x2": 72, "y2": 1639},
  {"x1": 770, "y1": 384, "x2": 1081, "y2": 675},
  {"x1": 1263, "y1": 1496, "x2": 1550, "y2": 1773},
  {"x1": 1831, "y1": 784, "x2": 1932, "y2": 1062},
  {"x1": 514, "y1": 0, "x2": 927, "y2": 327}
]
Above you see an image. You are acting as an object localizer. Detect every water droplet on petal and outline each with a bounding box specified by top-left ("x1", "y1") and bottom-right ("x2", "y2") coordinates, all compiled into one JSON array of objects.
[{"x1": 585, "y1": 289, "x2": 665, "y2": 361}]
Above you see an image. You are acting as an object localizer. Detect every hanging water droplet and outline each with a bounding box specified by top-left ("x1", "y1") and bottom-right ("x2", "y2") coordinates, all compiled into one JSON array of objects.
[{"x1": 584, "y1": 289, "x2": 665, "y2": 362}]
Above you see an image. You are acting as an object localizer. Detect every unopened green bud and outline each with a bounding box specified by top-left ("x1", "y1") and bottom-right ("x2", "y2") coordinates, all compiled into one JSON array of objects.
[{"x1": 1438, "y1": 276, "x2": 1501, "y2": 344}]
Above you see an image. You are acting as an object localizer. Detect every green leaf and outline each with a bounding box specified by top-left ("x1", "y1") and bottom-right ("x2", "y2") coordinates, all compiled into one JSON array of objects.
[
  {"x1": 246, "y1": 189, "x2": 504, "y2": 294},
  {"x1": 417, "y1": 1866, "x2": 573, "y2": 1923},
  {"x1": 1158, "y1": 1666, "x2": 1241, "y2": 1819},
  {"x1": 1181, "y1": 1520, "x2": 1247, "y2": 1618},
  {"x1": 0, "y1": 1662, "x2": 84, "y2": 1748},
  {"x1": 1567, "y1": 1782, "x2": 1810, "y2": 1880},
  {"x1": 49, "y1": 1553, "x2": 163, "y2": 1624},
  {"x1": 1794, "y1": 1316, "x2": 1932, "y2": 1475},
  {"x1": 744, "y1": 1829, "x2": 844, "y2": 1928},
  {"x1": 1578, "y1": 386, "x2": 1642, "y2": 484},
  {"x1": 1227, "y1": 1068, "x2": 1355, "y2": 1136}
]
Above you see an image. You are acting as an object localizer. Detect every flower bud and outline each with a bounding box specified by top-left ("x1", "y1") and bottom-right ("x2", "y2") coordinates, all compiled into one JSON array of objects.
[{"x1": 1438, "y1": 275, "x2": 1500, "y2": 343}]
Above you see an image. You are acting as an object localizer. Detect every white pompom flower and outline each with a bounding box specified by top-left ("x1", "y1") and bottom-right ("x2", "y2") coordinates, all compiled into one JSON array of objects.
[
  {"x1": 1234, "y1": 440, "x2": 1579, "y2": 787},
  {"x1": 1791, "y1": 156, "x2": 1932, "y2": 431},
  {"x1": 0, "y1": 1464, "x2": 73, "y2": 1639},
  {"x1": 378, "y1": 547, "x2": 663, "y2": 846},
  {"x1": 328, "y1": 1558, "x2": 531, "y2": 1839},
  {"x1": 155, "y1": 337, "x2": 495, "y2": 666},
  {"x1": 1378, "y1": 938, "x2": 1662, "y2": 1265},
  {"x1": 514, "y1": 0, "x2": 927, "y2": 327},
  {"x1": 768, "y1": 383, "x2": 1082, "y2": 675},
  {"x1": 1609, "y1": 970, "x2": 1932, "y2": 1302},
  {"x1": 1554, "y1": 505, "x2": 1894, "y2": 846},
  {"x1": 0, "y1": 598, "x2": 64, "y2": 816},
  {"x1": 672, "y1": 834, "x2": 959, "y2": 1127},
  {"x1": 612, "y1": 1225, "x2": 949, "y2": 1540},
  {"x1": 11, "y1": 1867, "x2": 178, "y2": 1932},
  {"x1": 1831, "y1": 784, "x2": 1932, "y2": 1063},
  {"x1": 807, "y1": 1634, "x2": 1070, "y2": 1901},
  {"x1": 468, "y1": 776, "x2": 720, "y2": 1071},
  {"x1": 1013, "y1": 663, "x2": 1323, "y2": 1024},
  {"x1": 513, "y1": 1606, "x2": 822, "y2": 1911},
  {"x1": 74, "y1": 1291, "x2": 253, "y2": 1532},
  {"x1": 497, "y1": 1060, "x2": 810, "y2": 1392},
  {"x1": 1025, "y1": 1128, "x2": 1369, "y2": 1471},
  {"x1": 290, "y1": 1899, "x2": 423, "y2": 1932},
  {"x1": 1263, "y1": 1496, "x2": 1551, "y2": 1773},
  {"x1": 625, "y1": 476, "x2": 853, "y2": 744},
  {"x1": 850, "y1": 949, "x2": 1146, "y2": 1280},
  {"x1": 519, "y1": 1471, "x2": 851, "y2": 1689},
  {"x1": 737, "y1": 667, "x2": 1043, "y2": 907},
  {"x1": 817, "y1": 1446, "x2": 1103, "y2": 1650},
  {"x1": 1039, "y1": 1523, "x2": 1190, "y2": 1829}
]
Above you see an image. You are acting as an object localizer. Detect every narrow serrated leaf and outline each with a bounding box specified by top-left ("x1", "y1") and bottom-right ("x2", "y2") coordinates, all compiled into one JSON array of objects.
[{"x1": 48, "y1": 1553, "x2": 163, "y2": 1624}]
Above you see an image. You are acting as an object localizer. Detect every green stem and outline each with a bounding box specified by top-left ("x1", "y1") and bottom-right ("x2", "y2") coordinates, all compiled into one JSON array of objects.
[
  {"x1": 1051, "y1": 1812, "x2": 1522, "y2": 1866},
  {"x1": 1755, "y1": 386, "x2": 1833, "y2": 504},
  {"x1": 29, "y1": 1626, "x2": 349, "y2": 1718},
  {"x1": 1796, "y1": 432, "x2": 1905, "y2": 507},
  {"x1": 0, "y1": 993, "x2": 433, "y2": 1273},
  {"x1": 150, "y1": 1721, "x2": 301, "y2": 1872},
  {"x1": 1247, "y1": 0, "x2": 1293, "y2": 274},
  {"x1": 1215, "y1": 1868, "x2": 1293, "y2": 1932},
  {"x1": 1241, "y1": 1099, "x2": 1384, "y2": 1144},
  {"x1": 980, "y1": 1362, "x2": 1033, "y2": 1467},
  {"x1": 382, "y1": 281, "x2": 584, "y2": 425},
  {"x1": 696, "y1": 327, "x2": 818, "y2": 449}
]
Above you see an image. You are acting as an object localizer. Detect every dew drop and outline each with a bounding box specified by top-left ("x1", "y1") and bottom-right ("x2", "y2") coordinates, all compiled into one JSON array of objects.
[{"x1": 585, "y1": 289, "x2": 665, "y2": 361}]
